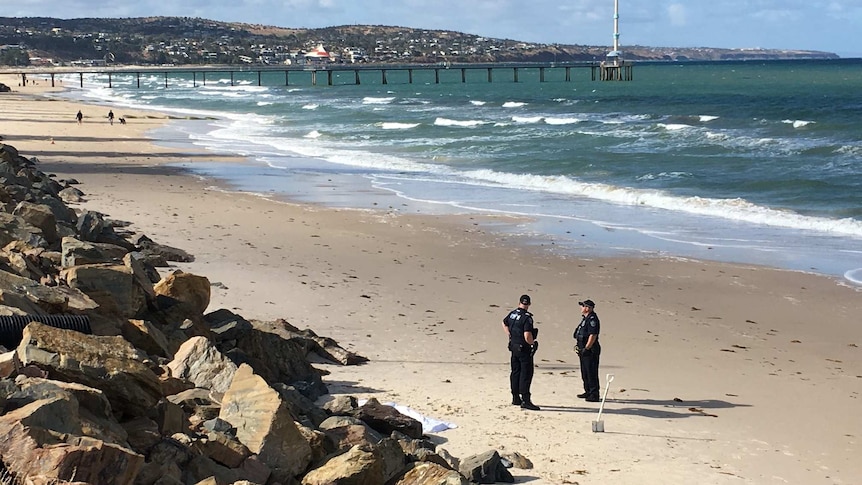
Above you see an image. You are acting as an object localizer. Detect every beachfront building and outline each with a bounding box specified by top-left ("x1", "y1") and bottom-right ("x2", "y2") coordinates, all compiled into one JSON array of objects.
[{"x1": 304, "y1": 44, "x2": 331, "y2": 66}]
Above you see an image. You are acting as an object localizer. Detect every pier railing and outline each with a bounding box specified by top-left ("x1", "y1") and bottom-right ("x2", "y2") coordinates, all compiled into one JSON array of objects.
[{"x1": 1, "y1": 61, "x2": 633, "y2": 88}]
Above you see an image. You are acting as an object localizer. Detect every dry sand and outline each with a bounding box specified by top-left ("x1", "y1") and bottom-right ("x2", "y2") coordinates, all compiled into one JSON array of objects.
[{"x1": 2, "y1": 74, "x2": 861, "y2": 485}]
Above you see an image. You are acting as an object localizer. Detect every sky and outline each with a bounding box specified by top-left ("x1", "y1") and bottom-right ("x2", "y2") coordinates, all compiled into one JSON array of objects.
[{"x1": 7, "y1": 0, "x2": 862, "y2": 58}]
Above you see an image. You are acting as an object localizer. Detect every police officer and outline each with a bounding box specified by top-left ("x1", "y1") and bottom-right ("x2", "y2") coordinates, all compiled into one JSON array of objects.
[
  {"x1": 503, "y1": 294, "x2": 540, "y2": 410},
  {"x1": 574, "y1": 299, "x2": 601, "y2": 402}
]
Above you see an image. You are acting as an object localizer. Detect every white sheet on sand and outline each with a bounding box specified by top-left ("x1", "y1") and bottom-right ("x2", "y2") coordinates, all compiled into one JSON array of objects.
[{"x1": 358, "y1": 399, "x2": 458, "y2": 434}]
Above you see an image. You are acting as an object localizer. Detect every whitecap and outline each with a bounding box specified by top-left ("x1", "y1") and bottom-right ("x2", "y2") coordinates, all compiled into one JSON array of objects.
[
  {"x1": 544, "y1": 117, "x2": 583, "y2": 125},
  {"x1": 470, "y1": 100, "x2": 487, "y2": 106},
  {"x1": 363, "y1": 96, "x2": 396, "y2": 104},
  {"x1": 434, "y1": 117, "x2": 485, "y2": 127},
  {"x1": 502, "y1": 101, "x2": 527, "y2": 108},
  {"x1": 304, "y1": 130, "x2": 322, "y2": 139},
  {"x1": 302, "y1": 104, "x2": 319, "y2": 110},
  {"x1": 512, "y1": 116, "x2": 543, "y2": 124},
  {"x1": 782, "y1": 119, "x2": 815, "y2": 128},
  {"x1": 658, "y1": 123, "x2": 693, "y2": 131},
  {"x1": 699, "y1": 115, "x2": 719, "y2": 122},
  {"x1": 380, "y1": 122, "x2": 420, "y2": 130}
]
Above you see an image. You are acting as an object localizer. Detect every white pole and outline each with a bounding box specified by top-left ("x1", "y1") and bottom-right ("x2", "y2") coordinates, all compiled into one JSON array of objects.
[{"x1": 613, "y1": 0, "x2": 620, "y2": 54}]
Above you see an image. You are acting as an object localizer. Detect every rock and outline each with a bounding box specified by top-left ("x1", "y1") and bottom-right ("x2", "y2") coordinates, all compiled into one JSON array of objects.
[
  {"x1": 153, "y1": 270, "x2": 211, "y2": 315},
  {"x1": 0, "y1": 349, "x2": 19, "y2": 378},
  {"x1": 64, "y1": 263, "x2": 149, "y2": 318},
  {"x1": 301, "y1": 443, "x2": 384, "y2": 485},
  {"x1": 121, "y1": 416, "x2": 162, "y2": 454},
  {"x1": 61, "y1": 236, "x2": 128, "y2": 267},
  {"x1": 58, "y1": 186, "x2": 85, "y2": 203},
  {"x1": 121, "y1": 319, "x2": 171, "y2": 358},
  {"x1": 136, "y1": 234, "x2": 195, "y2": 263},
  {"x1": 218, "y1": 364, "x2": 313, "y2": 481},
  {"x1": 0, "y1": 268, "x2": 99, "y2": 314},
  {"x1": 321, "y1": 394, "x2": 358, "y2": 415},
  {"x1": 203, "y1": 308, "x2": 252, "y2": 342},
  {"x1": 0, "y1": 397, "x2": 144, "y2": 484},
  {"x1": 16, "y1": 322, "x2": 163, "y2": 418},
  {"x1": 458, "y1": 450, "x2": 514, "y2": 484},
  {"x1": 166, "y1": 336, "x2": 237, "y2": 394},
  {"x1": 391, "y1": 461, "x2": 469, "y2": 485},
  {"x1": 352, "y1": 398, "x2": 423, "y2": 439},
  {"x1": 0, "y1": 212, "x2": 46, "y2": 248},
  {"x1": 233, "y1": 326, "x2": 327, "y2": 399},
  {"x1": 195, "y1": 430, "x2": 252, "y2": 468},
  {"x1": 500, "y1": 450, "x2": 533, "y2": 469},
  {"x1": 12, "y1": 201, "x2": 58, "y2": 244}
]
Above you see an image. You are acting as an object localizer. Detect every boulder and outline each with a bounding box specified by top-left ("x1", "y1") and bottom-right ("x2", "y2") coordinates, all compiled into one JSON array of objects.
[
  {"x1": 0, "y1": 268, "x2": 99, "y2": 314},
  {"x1": 301, "y1": 443, "x2": 384, "y2": 485},
  {"x1": 0, "y1": 398, "x2": 143, "y2": 485},
  {"x1": 16, "y1": 322, "x2": 163, "y2": 418},
  {"x1": 233, "y1": 326, "x2": 327, "y2": 399},
  {"x1": 218, "y1": 364, "x2": 313, "y2": 481},
  {"x1": 64, "y1": 263, "x2": 148, "y2": 318},
  {"x1": 61, "y1": 236, "x2": 128, "y2": 267},
  {"x1": 458, "y1": 450, "x2": 514, "y2": 484},
  {"x1": 166, "y1": 336, "x2": 237, "y2": 394},
  {"x1": 391, "y1": 462, "x2": 469, "y2": 485},
  {"x1": 12, "y1": 201, "x2": 58, "y2": 244},
  {"x1": 352, "y1": 398, "x2": 423, "y2": 439},
  {"x1": 153, "y1": 270, "x2": 210, "y2": 315}
]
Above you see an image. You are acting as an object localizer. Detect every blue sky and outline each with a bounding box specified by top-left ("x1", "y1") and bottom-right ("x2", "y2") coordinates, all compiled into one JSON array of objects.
[{"x1": 8, "y1": 0, "x2": 861, "y2": 57}]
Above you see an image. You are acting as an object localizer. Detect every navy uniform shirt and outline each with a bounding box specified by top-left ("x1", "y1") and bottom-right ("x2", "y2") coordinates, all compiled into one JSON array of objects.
[
  {"x1": 575, "y1": 312, "x2": 600, "y2": 349},
  {"x1": 505, "y1": 308, "x2": 534, "y2": 348}
]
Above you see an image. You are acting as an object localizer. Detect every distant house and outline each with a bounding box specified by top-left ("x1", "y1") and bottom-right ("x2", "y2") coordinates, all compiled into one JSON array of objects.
[{"x1": 303, "y1": 44, "x2": 331, "y2": 65}]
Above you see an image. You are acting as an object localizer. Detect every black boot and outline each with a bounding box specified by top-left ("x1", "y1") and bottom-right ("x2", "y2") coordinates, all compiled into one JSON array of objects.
[
  {"x1": 520, "y1": 394, "x2": 540, "y2": 411},
  {"x1": 511, "y1": 394, "x2": 522, "y2": 406}
]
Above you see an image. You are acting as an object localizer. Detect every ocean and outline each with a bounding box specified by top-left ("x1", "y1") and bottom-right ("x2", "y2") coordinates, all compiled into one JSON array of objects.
[{"x1": 56, "y1": 59, "x2": 862, "y2": 286}]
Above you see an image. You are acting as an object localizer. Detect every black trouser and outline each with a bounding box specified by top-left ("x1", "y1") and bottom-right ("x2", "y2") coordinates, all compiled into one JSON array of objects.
[
  {"x1": 579, "y1": 344, "x2": 601, "y2": 398},
  {"x1": 510, "y1": 348, "x2": 534, "y2": 399}
]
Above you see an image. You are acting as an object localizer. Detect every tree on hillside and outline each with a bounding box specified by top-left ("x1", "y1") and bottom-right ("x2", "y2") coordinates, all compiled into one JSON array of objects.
[{"x1": 0, "y1": 48, "x2": 29, "y2": 66}]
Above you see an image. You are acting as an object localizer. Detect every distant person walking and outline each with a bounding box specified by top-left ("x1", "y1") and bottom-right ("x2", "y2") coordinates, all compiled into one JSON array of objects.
[
  {"x1": 76, "y1": 110, "x2": 83, "y2": 124},
  {"x1": 107, "y1": 110, "x2": 115, "y2": 125},
  {"x1": 503, "y1": 294, "x2": 540, "y2": 410},
  {"x1": 574, "y1": 299, "x2": 601, "y2": 402}
]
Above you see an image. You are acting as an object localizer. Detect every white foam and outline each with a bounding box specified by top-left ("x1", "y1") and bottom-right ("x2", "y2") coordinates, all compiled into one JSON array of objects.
[
  {"x1": 434, "y1": 117, "x2": 486, "y2": 128},
  {"x1": 512, "y1": 116, "x2": 543, "y2": 124},
  {"x1": 783, "y1": 119, "x2": 815, "y2": 128},
  {"x1": 502, "y1": 101, "x2": 527, "y2": 108},
  {"x1": 844, "y1": 268, "x2": 862, "y2": 286},
  {"x1": 304, "y1": 130, "x2": 322, "y2": 139},
  {"x1": 470, "y1": 100, "x2": 487, "y2": 106},
  {"x1": 380, "y1": 122, "x2": 420, "y2": 130},
  {"x1": 302, "y1": 104, "x2": 319, "y2": 110},
  {"x1": 544, "y1": 117, "x2": 583, "y2": 125},
  {"x1": 699, "y1": 115, "x2": 719, "y2": 122},
  {"x1": 363, "y1": 96, "x2": 396, "y2": 104},
  {"x1": 658, "y1": 123, "x2": 693, "y2": 131},
  {"x1": 456, "y1": 169, "x2": 862, "y2": 238}
]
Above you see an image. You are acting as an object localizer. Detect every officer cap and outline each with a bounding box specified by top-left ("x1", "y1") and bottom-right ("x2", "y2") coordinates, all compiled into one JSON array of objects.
[
  {"x1": 579, "y1": 299, "x2": 596, "y2": 308},
  {"x1": 520, "y1": 294, "x2": 531, "y2": 305}
]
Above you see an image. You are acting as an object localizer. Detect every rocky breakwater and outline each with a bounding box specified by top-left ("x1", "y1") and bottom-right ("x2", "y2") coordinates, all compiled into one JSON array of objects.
[{"x1": 0, "y1": 143, "x2": 531, "y2": 485}]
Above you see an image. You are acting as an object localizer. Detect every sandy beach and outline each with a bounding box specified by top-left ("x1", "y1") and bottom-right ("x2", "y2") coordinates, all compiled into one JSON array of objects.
[{"x1": 2, "y1": 74, "x2": 861, "y2": 484}]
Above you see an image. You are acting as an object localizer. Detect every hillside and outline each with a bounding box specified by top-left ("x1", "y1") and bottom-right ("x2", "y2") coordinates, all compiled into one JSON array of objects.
[{"x1": 0, "y1": 16, "x2": 839, "y2": 67}]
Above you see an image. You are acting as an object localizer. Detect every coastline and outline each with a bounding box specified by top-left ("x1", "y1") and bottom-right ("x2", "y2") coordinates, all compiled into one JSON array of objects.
[{"x1": 2, "y1": 76, "x2": 861, "y2": 484}]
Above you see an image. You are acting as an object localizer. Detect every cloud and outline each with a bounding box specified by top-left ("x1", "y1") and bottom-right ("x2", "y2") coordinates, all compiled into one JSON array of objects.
[{"x1": 667, "y1": 4, "x2": 687, "y2": 27}]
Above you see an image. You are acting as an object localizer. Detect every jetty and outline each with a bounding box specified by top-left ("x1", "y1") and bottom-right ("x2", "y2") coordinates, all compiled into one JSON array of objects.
[{"x1": 0, "y1": 61, "x2": 634, "y2": 89}]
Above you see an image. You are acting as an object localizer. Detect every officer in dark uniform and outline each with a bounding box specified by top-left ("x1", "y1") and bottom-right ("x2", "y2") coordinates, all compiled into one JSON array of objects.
[
  {"x1": 574, "y1": 299, "x2": 601, "y2": 402},
  {"x1": 503, "y1": 294, "x2": 540, "y2": 410}
]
